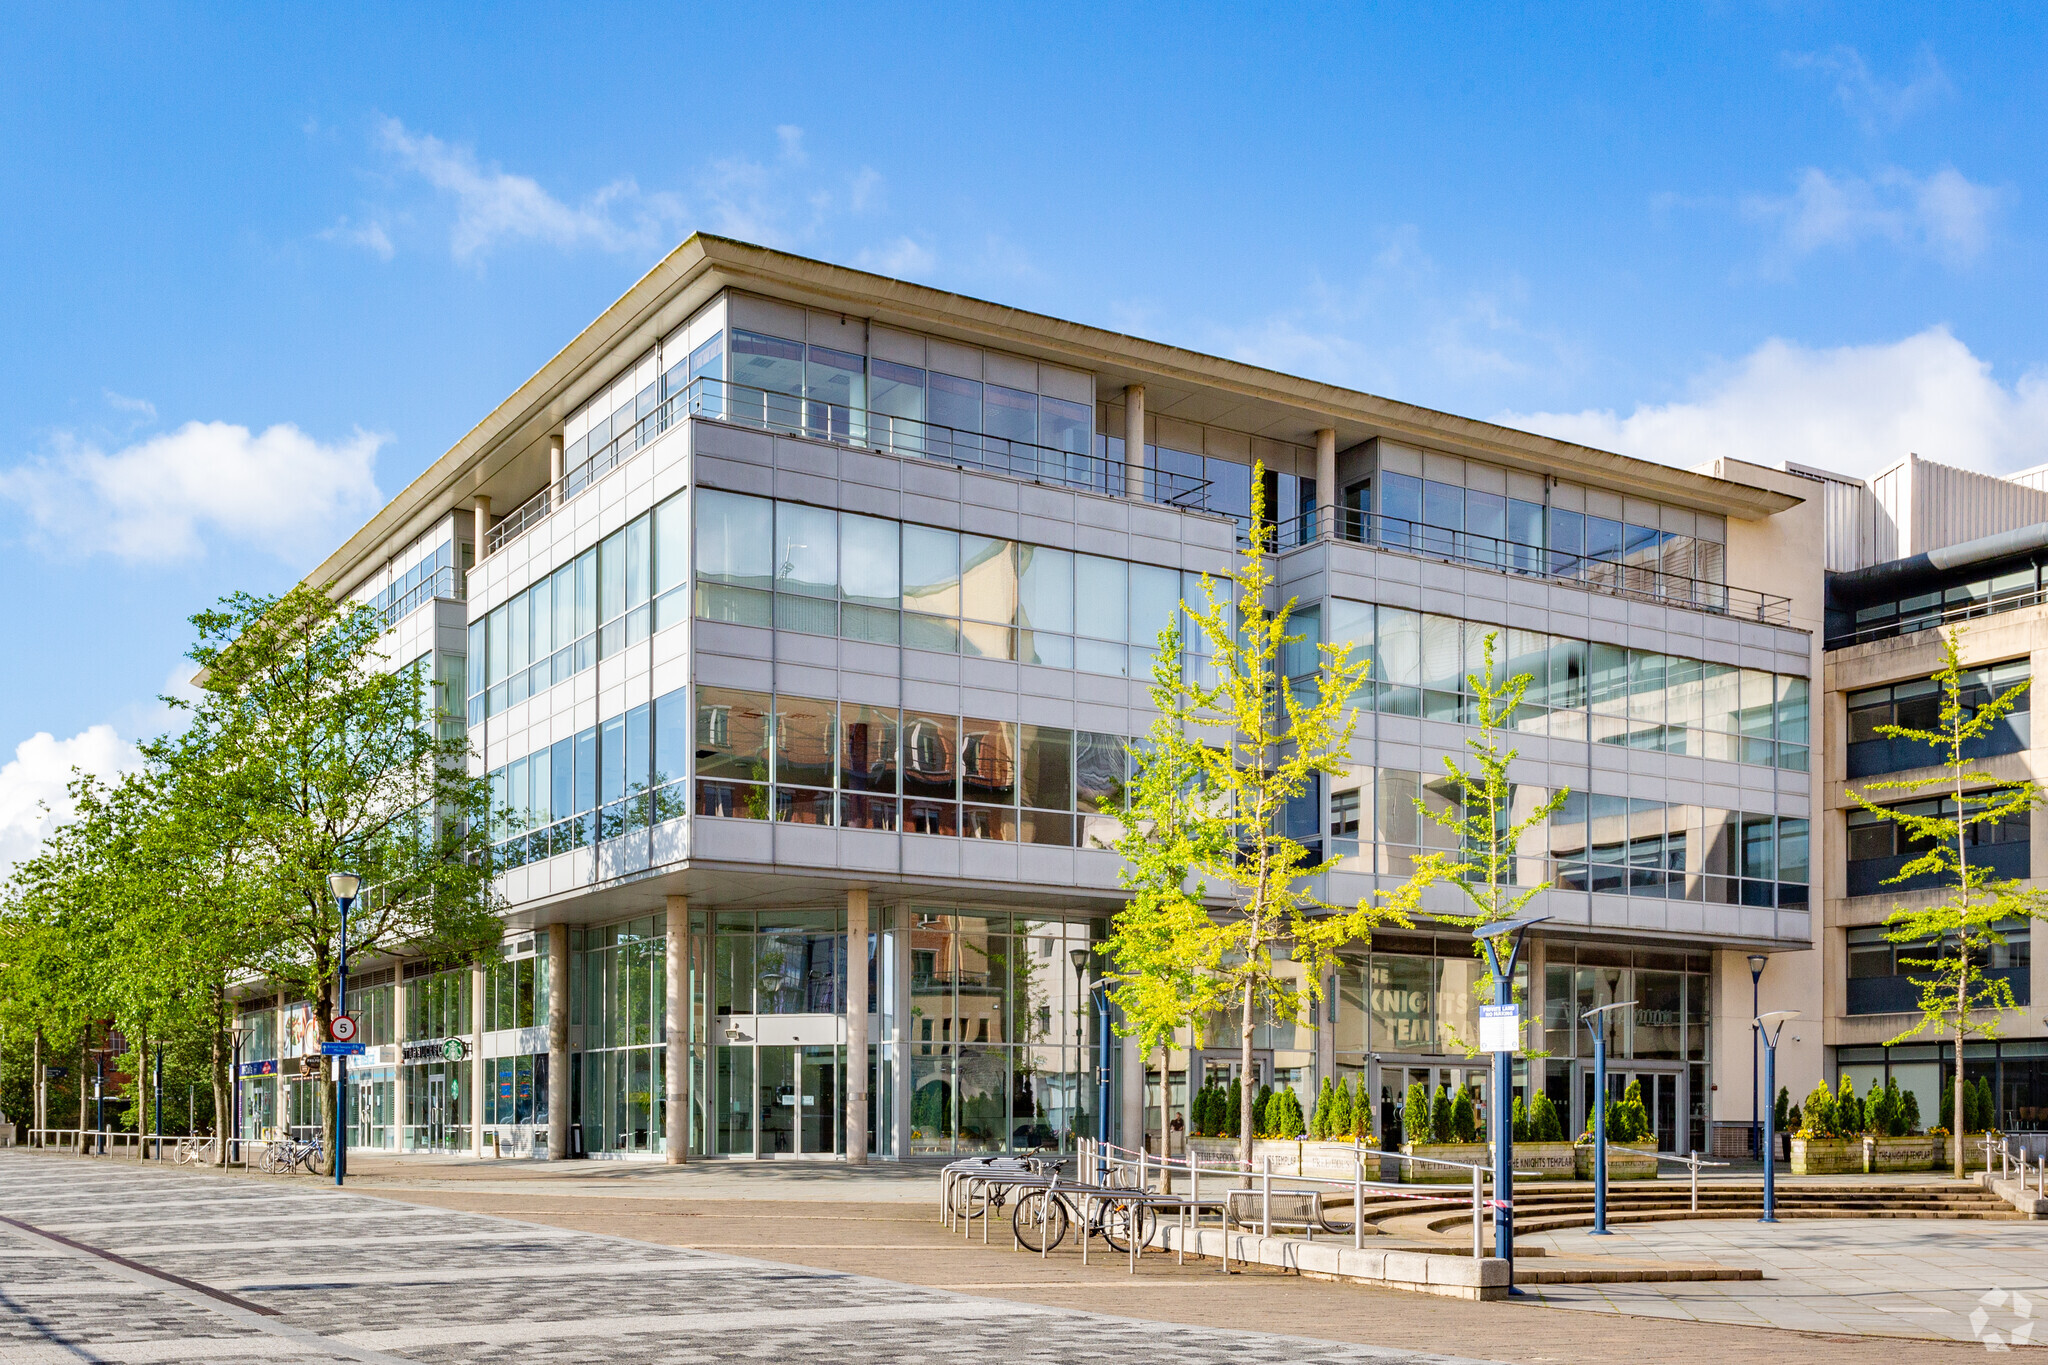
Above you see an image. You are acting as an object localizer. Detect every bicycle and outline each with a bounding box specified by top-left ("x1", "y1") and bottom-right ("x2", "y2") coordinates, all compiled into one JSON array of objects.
[
  {"x1": 172, "y1": 1135, "x2": 219, "y2": 1166},
  {"x1": 261, "y1": 1134, "x2": 324, "y2": 1174},
  {"x1": 1010, "y1": 1164, "x2": 1156, "y2": 1254},
  {"x1": 946, "y1": 1152, "x2": 1053, "y2": 1222}
]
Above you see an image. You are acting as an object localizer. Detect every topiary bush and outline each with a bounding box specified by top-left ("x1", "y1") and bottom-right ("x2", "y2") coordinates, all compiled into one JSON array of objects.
[
  {"x1": 1226, "y1": 1079, "x2": 1242, "y2": 1138},
  {"x1": 1774, "y1": 1085, "x2": 1790, "y2": 1134},
  {"x1": 1450, "y1": 1085, "x2": 1477, "y2": 1143},
  {"x1": 1309, "y1": 1077, "x2": 1335, "y2": 1139},
  {"x1": 1532, "y1": 1092, "x2": 1564, "y2": 1142},
  {"x1": 1837, "y1": 1075, "x2": 1865, "y2": 1135},
  {"x1": 1901, "y1": 1088, "x2": 1921, "y2": 1135},
  {"x1": 1327, "y1": 1077, "x2": 1352, "y2": 1141},
  {"x1": 1801, "y1": 1080, "x2": 1838, "y2": 1138},
  {"x1": 1403, "y1": 1082, "x2": 1428, "y2": 1145},
  {"x1": 1430, "y1": 1084, "x2": 1453, "y2": 1144},
  {"x1": 1512, "y1": 1095, "x2": 1530, "y2": 1142}
]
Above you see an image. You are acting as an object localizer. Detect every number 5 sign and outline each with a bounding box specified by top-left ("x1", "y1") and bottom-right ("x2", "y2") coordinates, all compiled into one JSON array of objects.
[{"x1": 330, "y1": 1015, "x2": 359, "y2": 1043}]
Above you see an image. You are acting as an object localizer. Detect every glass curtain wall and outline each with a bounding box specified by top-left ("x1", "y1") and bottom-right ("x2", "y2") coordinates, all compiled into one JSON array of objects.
[{"x1": 573, "y1": 915, "x2": 666, "y2": 1156}]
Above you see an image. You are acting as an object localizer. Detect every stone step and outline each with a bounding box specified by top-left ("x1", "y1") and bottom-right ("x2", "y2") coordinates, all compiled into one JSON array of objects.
[{"x1": 1512, "y1": 1264, "x2": 1764, "y2": 1285}]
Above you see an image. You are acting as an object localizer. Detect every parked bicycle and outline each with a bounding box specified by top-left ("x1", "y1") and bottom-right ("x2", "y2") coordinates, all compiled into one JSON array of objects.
[
  {"x1": 172, "y1": 1135, "x2": 219, "y2": 1165},
  {"x1": 1010, "y1": 1164, "x2": 1156, "y2": 1254},
  {"x1": 946, "y1": 1151, "x2": 1055, "y2": 1221},
  {"x1": 260, "y1": 1133, "x2": 323, "y2": 1174}
]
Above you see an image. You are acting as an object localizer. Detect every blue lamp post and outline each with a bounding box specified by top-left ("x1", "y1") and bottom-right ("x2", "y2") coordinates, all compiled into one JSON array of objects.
[
  {"x1": 1091, "y1": 975, "x2": 1113, "y2": 1184},
  {"x1": 328, "y1": 871, "x2": 360, "y2": 1187},
  {"x1": 1748, "y1": 954, "x2": 1767, "y2": 1156},
  {"x1": 1472, "y1": 911, "x2": 1549, "y2": 1283},
  {"x1": 1580, "y1": 999, "x2": 1635, "y2": 1236},
  {"x1": 1755, "y1": 1010, "x2": 1798, "y2": 1223}
]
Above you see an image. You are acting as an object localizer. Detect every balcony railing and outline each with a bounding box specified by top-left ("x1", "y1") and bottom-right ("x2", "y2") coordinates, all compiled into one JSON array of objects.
[
  {"x1": 485, "y1": 376, "x2": 1211, "y2": 559},
  {"x1": 1828, "y1": 582, "x2": 2048, "y2": 650},
  {"x1": 377, "y1": 564, "x2": 463, "y2": 630},
  {"x1": 1273, "y1": 506, "x2": 1793, "y2": 626}
]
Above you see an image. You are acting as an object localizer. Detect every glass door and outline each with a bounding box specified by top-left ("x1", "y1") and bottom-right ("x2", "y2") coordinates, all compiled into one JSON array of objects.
[
  {"x1": 800, "y1": 1045, "x2": 839, "y2": 1155},
  {"x1": 758, "y1": 1046, "x2": 797, "y2": 1155},
  {"x1": 716, "y1": 1047, "x2": 753, "y2": 1155},
  {"x1": 426, "y1": 1075, "x2": 447, "y2": 1149}
]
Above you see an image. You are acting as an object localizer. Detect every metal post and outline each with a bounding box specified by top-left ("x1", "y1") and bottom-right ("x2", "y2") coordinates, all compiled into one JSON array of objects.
[
  {"x1": 335, "y1": 894, "x2": 348, "y2": 1186},
  {"x1": 1470, "y1": 1164, "x2": 1482, "y2": 1259},
  {"x1": 1491, "y1": 959, "x2": 1514, "y2": 1275},
  {"x1": 1591, "y1": 1025, "x2": 1609, "y2": 1235},
  {"x1": 1260, "y1": 1156, "x2": 1272, "y2": 1236},
  {"x1": 1094, "y1": 986, "x2": 1111, "y2": 1186},
  {"x1": 94, "y1": 1055, "x2": 104, "y2": 1156},
  {"x1": 153, "y1": 1046, "x2": 162, "y2": 1160},
  {"x1": 1760, "y1": 1038, "x2": 1778, "y2": 1223},
  {"x1": 1749, "y1": 956, "x2": 1765, "y2": 1157},
  {"x1": 1354, "y1": 1154, "x2": 1365, "y2": 1250}
]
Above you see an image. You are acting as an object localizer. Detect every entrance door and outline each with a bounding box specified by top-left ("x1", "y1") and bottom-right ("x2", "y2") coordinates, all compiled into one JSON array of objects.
[
  {"x1": 758, "y1": 1046, "x2": 797, "y2": 1155},
  {"x1": 800, "y1": 1046, "x2": 839, "y2": 1155},
  {"x1": 356, "y1": 1080, "x2": 376, "y2": 1149},
  {"x1": 426, "y1": 1076, "x2": 447, "y2": 1149},
  {"x1": 1651, "y1": 1073, "x2": 1678, "y2": 1152}
]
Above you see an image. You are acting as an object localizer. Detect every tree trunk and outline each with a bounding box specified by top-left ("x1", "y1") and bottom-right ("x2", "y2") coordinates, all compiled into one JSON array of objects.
[
  {"x1": 32, "y1": 1027, "x2": 43, "y2": 1139},
  {"x1": 1238, "y1": 976, "x2": 1256, "y2": 1169},
  {"x1": 76, "y1": 1032, "x2": 88, "y2": 1155},
  {"x1": 1955, "y1": 988, "x2": 1968, "y2": 1182},
  {"x1": 1157, "y1": 1043, "x2": 1171, "y2": 1161}
]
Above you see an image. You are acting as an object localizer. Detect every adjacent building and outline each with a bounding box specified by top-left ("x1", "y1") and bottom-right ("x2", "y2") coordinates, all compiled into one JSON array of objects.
[{"x1": 238, "y1": 235, "x2": 1828, "y2": 1161}]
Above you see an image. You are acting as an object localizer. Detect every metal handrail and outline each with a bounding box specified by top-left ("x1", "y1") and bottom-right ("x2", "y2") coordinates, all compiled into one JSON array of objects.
[
  {"x1": 485, "y1": 375, "x2": 1214, "y2": 559},
  {"x1": 1828, "y1": 585, "x2": 2048, "y2": 650},
  {"x1": 375, "y1": 564, "x2": 463, "y2": 630},
  {"x1": 1277, "y1": 505, "x2": 1791, "y2": 625}
]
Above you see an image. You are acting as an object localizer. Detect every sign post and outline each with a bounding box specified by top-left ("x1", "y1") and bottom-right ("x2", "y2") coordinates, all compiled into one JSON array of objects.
[{"x1": 1474, "y1": 912, "x2": 1549, "y2": 1292}]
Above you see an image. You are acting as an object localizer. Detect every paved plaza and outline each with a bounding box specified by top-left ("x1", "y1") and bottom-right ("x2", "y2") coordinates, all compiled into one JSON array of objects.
[{"x1": 0, "y1": 1151, "x2": 1487, "y2": 1364}]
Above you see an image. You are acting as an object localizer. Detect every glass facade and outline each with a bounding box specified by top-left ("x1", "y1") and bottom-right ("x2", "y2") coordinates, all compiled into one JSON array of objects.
[{"x1": 573, "y1": 916, "x2": 666, "y2": 1156}]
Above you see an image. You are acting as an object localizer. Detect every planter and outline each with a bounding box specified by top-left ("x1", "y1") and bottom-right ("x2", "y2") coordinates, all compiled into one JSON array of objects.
[
  {"x1": 1398, "y1": 1141, "x2": 1492, "y2": 1182},
  {"x1": 1943, "y1": 1134, "x2": 1993, "y2": 1171},
  {"x1": 1790, "y1": 1136, "x2": 1858, "y2": 1175},
  {"x1": 1862, "y1": 1135, "x2": 1939, "y2": 1173},
  {"x1": 1505, "y1": 1140, "x2": 1578, "y2": 1180},
  {"x1": 1574, "y1": 1139, "x2": 1659, "y2": 1180}
]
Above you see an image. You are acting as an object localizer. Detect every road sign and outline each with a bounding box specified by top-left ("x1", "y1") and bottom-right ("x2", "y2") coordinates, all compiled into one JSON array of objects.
[
  {"x1": 321, "y1": 1042, "x2": 367, "y2": 1056},
  {"x1": 46, "y1": 1067, "x2": 68, "y2": 1080},
  {"x1": 330, "y1": 1015, "x2": 358, "y2": 1043},
  {"x1": 1479, "y1": 1004, "x2": 1521, "y2": 1052}
]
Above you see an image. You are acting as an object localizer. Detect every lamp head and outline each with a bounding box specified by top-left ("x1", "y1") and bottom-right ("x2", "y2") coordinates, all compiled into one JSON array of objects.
[
  {"x1": 1580, "y1": 999, "x2": 1636, "y2": 1023},
  {"x1": 1748, "y1": 953, "x2": 1767, "y2": 980},
  {"x1": 1069, "y1": 946, "x2": 1091, "y2": 976},
  {"x1": 1473, "y1": 911, "x2": 1552, "y2": 942},
  {"x1": 327, "y1": 872, "x2": 361, "y2": 905},
  {"x1": 1754, "y1": 1009, "x2": 1799, "y2": 1045}
]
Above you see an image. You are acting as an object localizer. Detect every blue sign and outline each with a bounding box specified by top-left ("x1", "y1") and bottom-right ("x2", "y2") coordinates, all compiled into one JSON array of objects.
[
  {"x1": 320, "y1": 1042, "x2": 367, "y2": 1056},
  {"x1": 238, "y1": 1059, "x2": 278, "y2": 1077}
]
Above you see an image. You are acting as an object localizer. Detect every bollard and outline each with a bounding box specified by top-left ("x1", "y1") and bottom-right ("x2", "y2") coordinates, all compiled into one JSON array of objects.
[
  {"x1": 1354, "y1": 1155, "x2": 1365, "y2": 1250},
  {"x1": 1471, "y1": 1165, "x2": 1483, "y2": 1260},
  {"x1": 1261, "y1": 1156, "x2": 1272, "y2": 1237},
  {"x1": 1690, "y1": 1150, "x2": 1700, "y2": 1213}
]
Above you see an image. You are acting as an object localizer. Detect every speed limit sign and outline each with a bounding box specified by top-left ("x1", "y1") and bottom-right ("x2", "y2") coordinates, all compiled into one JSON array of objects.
[{"x1": 330, "y1": 1015, "x2": 359, "y2": 1043}]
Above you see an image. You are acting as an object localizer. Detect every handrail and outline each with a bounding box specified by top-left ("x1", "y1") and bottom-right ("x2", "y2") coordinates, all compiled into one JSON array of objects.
[
  {"x1": 376, "y1": 564, "x2": 463, "y2": 630},
  {"x1": 1828, "y1": 584, "x2": 2048, "y2": 650},
  {"x1": 485, "y1": 375, "x2": 1214, "y2": 559},
  {"x1": 1278, "y1": 505, "x2": 1792, "y2": 626}
]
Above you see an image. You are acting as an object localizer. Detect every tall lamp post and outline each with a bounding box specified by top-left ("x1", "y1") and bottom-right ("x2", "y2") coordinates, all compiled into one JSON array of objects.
[
  {"x1": 1472, "y1": 911, "x2": 1549, "y2": 1283},
  {"x1": 1068, "y1": 947, "x2": 1089, "y2": 1157},
  {"x1": 1755, "y1": 1010, "x2": 1798, "y2": 1223},
  {"x1": 228, "y1": 1023, "x2": 247, "y2": 1166},
  {"x1": 328, "y1": 872, "x2": 360, "y2": 1187},
  {"x1": 1747, "y1": 954, "x2": 1767, "y2": 1157},
  {"x1": 1580, "y1": 999, "x2": 1636, "y2": 1236}
]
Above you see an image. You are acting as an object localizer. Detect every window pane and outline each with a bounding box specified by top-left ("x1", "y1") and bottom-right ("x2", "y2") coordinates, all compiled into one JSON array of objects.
[
  {"x1": 732, "y1": 330, "x2": 804, "y2": 396},
  {"x1": 775, "y1": 501, "x2": 838, "y2": 599},
  {"x1": 805, "y1": 345, "x2": 864, "y2": 410},
  {"x1": 1075, "y1": 554, "x2": 1128, "y2": 641},
  {"x1": 839, "y1": 512, "x2": 899, "y2": 607},
  {"x1": 1040, "y1": 396, "x2": 1092, "y2": 455},
  {"x1": 1016, "y1": 545, "x2": 1074, "y2": 634},
  {"x1": 984, "y1": 384, "x2": 1037, "y2": 442},
  {"x1": 1075, "y1": 732, "x2": 1127, "y2": 814},
  {"x1": 960, "y1": 536, "x2": 1018, "y2": 624},
  {"x1": 599, "y1": 716, "x2": 625, "y2": 804},
  {"x1": 1019, "y1": 726, "x2": 1074, "y2": 810},
  {"x1": 696, "y1": 688, "x2": 771, "y2": 783},
  {"x1": 929, "y1": 372, "x2": 981, "y2": 432},
  {"x1": 697, "y1": 491, "x2": 773, "y2": 589},
  {"x1": 775, "y1": 696, "x2": 835, "y2": 789},
  {"x1": 870, "y1": 359, "x2": 925, "y2": 422},
  {"x1": 1375, "y1": 607, "x2": 1421, "y2": 688},
  {"x1": 902, "y1": 712, "x2": 958, "y2": 800},
  {"x1": 653, "y1": 691, "x2": 688, "y2": 790},
  {"x1": 1777, "y1": 676, "x2": 1810, "y2": 745},
  {"x1": 840, "y1": 705, "x2": 899, "y2": 793},
  {"x1": 962, "y1": 718, "x2": 1017, "y2": 805},
  {"x1": 1129, "y1": 564, "x2": 1182, "y2": 648},
  {"x1": 902, "y1": 525, "x2": 961, "y2": 617}
]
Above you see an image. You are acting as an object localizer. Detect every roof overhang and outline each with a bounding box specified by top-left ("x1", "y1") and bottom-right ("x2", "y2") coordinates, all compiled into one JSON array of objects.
[{"x1": 308, "y1": 233, "x2": 1803, "y2": 598}]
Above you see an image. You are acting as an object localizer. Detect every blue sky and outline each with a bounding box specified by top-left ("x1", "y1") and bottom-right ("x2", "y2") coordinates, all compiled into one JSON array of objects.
[{"x1": 2, "y1": 4, "x2": 2044, "y2": 860}]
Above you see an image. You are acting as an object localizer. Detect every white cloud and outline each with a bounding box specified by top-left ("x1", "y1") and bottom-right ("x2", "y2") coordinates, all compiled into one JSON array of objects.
[
  {"x1": 1786, "y1": 45, "x2": 1952, "y2": 133},
  {"x1": 1496, "y1": 327, "x2": 2048, "y2": 482},
  {"x1": 103, "y1": 391, "x2": 156, "y2": 422},
  {"x1": 319, "y1": 215, "x2": 395, "y2": 261},
  {"x1": 1742, "y1": 166, "x2": 2001, "y2": 267},
  {"x1": 1, "y1": 420, "x2": 384, "y2": 562},
  {"x1": 376, "y1": 117, "x2": 686, "y2": 264},
  {"x1": 856, "y1": 236, "x2": 936, "y2": 279},
  {"x1": 0, "y1": 725, "x2": 140, "y2": 876}
]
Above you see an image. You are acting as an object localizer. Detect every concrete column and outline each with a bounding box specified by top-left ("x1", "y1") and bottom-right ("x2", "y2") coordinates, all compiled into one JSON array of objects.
[
  {"x1": 473, "y1": 495, "x2": 492, "y2": 561},
  {"x1": 1122, "y1": 385, "x2": 1146, "y2": 499},
  {"x1": 548, "y1": 923, "x2": 570, "y2": 1160},
  {"x1": 276, "y1": 989, "x2": 287, "y2": 1139},
  {"x1": 664, "y1": 896, "x2": 688, "y2": 1164},
  {"x1": 391, "y1": 966, "x2": 408, "y2": 1153},
  {"x1": 549, "y1": 437, "x2": 564, "y2": 490},
  {"x1": 1121, "y1": 1028, "x2": 1143, "y2": 1156},
  {"x1": 845, "y1": 889, "x2": 870, "y2": 1165},
  {"x1": 470, "y1": 960, "x2": 486, "y2": 1158},
  {"x1": 1315, "y1": 427, "x2": 1337, "y2": 540}
]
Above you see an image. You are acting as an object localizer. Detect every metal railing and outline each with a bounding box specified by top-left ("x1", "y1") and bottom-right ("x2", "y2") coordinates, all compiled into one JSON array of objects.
[
  {"x1": 1828, "y1": 583, "x2": 2048, "y2": 650},
  {"x1": 376, "y1": 564, "x2": 463, "y2": 630},
  {"x1": 28, "y1": 1128, "x2": 261, "y2": 1164},
  {"x1": 1274, "y1": 506, "x2": 1792, "y2": 625},
  {"x1": 486, "y1": 376, "x2": 1212, "y2": 558}
]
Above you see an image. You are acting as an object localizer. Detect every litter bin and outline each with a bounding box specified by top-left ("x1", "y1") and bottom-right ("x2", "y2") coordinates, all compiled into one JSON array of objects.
[{"x1": 569, "y1": 1122, "x2": 585, "y2": 1158}]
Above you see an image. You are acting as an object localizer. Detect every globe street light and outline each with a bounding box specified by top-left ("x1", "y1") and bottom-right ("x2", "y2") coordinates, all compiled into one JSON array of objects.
[
  {"x1": 1755, "y1": 1010, "x2": 1799, "y2": 1223},
  {"x1": 327, "y1": 872, "x2": 360, "y2": 1186},
  {"x1": 1580, "y1": 1000, "x2": 1636, "y2": 1236}
]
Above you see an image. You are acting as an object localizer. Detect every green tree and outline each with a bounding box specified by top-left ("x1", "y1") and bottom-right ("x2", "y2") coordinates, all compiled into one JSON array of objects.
[
  {"x1": 189, "y1": 585, "x2": 502, "y2": 1174},
  {"x1": 1403, "y1": 1081, "x2": 1428, "y2": 1145},
  {"x1": 1388, "y1": 632, "x2": 1568, "y2": 1053},
  {"x1": 1450, "y1": 1085, "x2": 1477, "y2": 1143},
  {"x1": 1773, "y1": 1085, "x2": 1790, "y2": 1133},
  {"x1": 1837, "y1": 1075, "x2": 1864, "y2": 1135},
  {"x1": 1846, "y1": 628, "x2": 2046, "y2": 1177},
  {"x1": 1802, "y1": 1080, "x2": 1838, "y2": 1138},
  {"x1": 1429, "y1": 1084, "x2": 1453, "y2": 1144},
  {"x1": 1102, "y1": 471, "x2": 1402, "y2": 1166}
]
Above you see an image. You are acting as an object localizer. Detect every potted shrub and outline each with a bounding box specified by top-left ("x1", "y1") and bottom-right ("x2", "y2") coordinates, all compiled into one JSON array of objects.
[
  {"x1": 1791, "y1": 1078, "x2": 1859, "y2": 1174},
  {"x1": 1402, "y1": 1081, "x2": 1489, "y2": 1182},
  {"x1": 1574, "y1": 1081, "x2": 1659, "y2": 1179},
  {"x1": 1861, "y1": 1075, "x2": 1938, "y2": 1171}
]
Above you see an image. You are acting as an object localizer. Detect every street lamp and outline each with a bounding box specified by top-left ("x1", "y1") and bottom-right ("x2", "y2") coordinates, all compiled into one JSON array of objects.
[
  {"x1": 1747, "y1": 954, "x2": 1767, "y2": 1157},
  {"x1": 1069, "y1": 947, "x2": 1089, "y2": 1156},
  {"x1": 1755, "y1": 1010, "x2": 1798, "y2": 1223},
  {"x1": 228, "y1": 1023, "x2": 247, "y2": 1167},
  {"x1": 328, "y1": 871, "x2": 360, "y2": 1187},
  {"x1": 1580, "y1": 1000, "x2": 1636, "y2": 1236},
  {"x1": 1472, "y1": 911, "x2": 1549, "y2": 1284}
]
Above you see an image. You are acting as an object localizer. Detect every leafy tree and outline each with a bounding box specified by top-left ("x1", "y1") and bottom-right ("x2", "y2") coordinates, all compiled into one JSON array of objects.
[
  {"x1": 1429, "y1": 1084, "x2": 1453, "y2": 1144},
  {"x1": 1388, "y1": 632, "x2": 1568, "y2": 1052},
  {"x1": 187, "y1": 585, "x2": 502, "y2": 1174},
  {"x1": 1837, "y1": 1075, "x2": 1864, "y2": 1135},
  {"x1": 1102, "y1": 470, "x2": 1401, "y2": 1165},
  {"x1": 1773, "y1": 1085, "x2": 1790, "y2": 1133},
  {"x1": 1846, "y1": 628, "x2": 2046, "y2": 1177}
]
